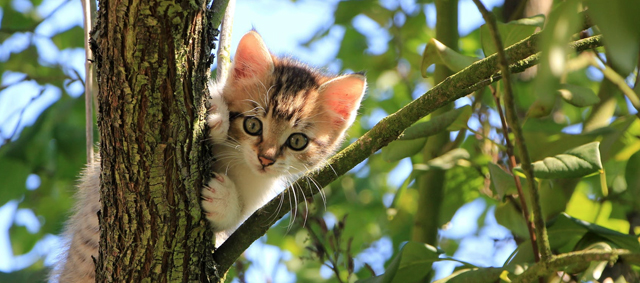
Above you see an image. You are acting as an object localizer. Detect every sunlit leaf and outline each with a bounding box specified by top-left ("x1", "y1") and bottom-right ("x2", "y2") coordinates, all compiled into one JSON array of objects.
[
  {"x1": 421, "y1": 38, "x2": 478, "y2": 77},
  {"x1": 526, "y1": 142, "x2": 603, "y2": 179}
]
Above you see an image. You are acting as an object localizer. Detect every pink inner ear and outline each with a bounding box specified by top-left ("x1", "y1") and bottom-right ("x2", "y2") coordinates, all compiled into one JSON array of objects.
[
  {"x1": 232, "y1": 31, "x2": 273, "y2": 80},
  {"x1": 320, "y1": 75, "x2": 366, "y2": 123}
]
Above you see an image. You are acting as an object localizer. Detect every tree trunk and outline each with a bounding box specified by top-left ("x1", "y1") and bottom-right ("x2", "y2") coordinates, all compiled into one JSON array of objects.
[{"x1": 93, "y1": 0, "x2": 219, "y2": 281}]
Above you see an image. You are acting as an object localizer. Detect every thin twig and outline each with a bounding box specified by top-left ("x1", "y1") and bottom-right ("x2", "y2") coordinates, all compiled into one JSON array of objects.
[
  {"x1": 82, "y1": 0, "x2": 95, "y2": 163},
  {"x1": 489, "y1": 84, "x2": 538, "y2": 262},
  {"x1": 635, "y1": 51, "x2": 640, "y2": 91},
  {"x1": 216, "y1": 0, "x2": 235, "y2": 83},
  {"x1": 471, "y1": 0, "x2": 551, "y2": 265},
  {"x1": 466, "y1": 125, "x2": 508, "y2": 152},
  {"x1": 0, "y1": 88, "x2": 46, "y2": 145},
  {"x1": 590, "y1": 52, "x2": 640, "y2": 117},
  {"x1": 216, "y1": 0, "x2": 236, "y2": 82},
  {"x1": 212, "y1": 34, "x2": 604, "y2": 274}
]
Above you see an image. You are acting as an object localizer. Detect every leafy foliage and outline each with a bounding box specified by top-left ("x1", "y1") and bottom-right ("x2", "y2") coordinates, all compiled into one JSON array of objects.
[
  {"x1": 1, "y1": 0, "x2": 640, "y2": 282},
  {"x1": 0, "y1": 0, "x2": 86, "y2": 277}
]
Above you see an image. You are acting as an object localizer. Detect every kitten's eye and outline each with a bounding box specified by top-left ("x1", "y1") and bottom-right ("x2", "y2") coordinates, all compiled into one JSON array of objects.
[
  {"x1": 243, "y1": 117, "x2": 262, "y2": 136},
  {"x1": 287, "y1": 133, "x2": 308, "y2": 151}
]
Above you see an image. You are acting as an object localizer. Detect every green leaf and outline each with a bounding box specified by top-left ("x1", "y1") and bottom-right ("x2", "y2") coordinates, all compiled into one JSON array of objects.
[
  {"x1": 413, "y1": 148, "x2": 470, "y2": 171},
  {"x1": 381, "y1": 138, "x2": 427, "y2": 162},
  {"x1": 0, "y1": 158, "x2": 29, "y2": 204},
  {"x1": 357, "y1": 242, "x2": 440, "y2": 283},
  {"x1": 528, "y1": 142, "x2": 603, "y2": 179},
  {"x1": 480, "y1": 14, "x2": 545, "y2": 57},
  {"x1": 421, "y1": 38, "x2": 478, "y2": 77},
  {"x1": 557, "y1": 84, "x2": 600, "y2": 107},
  {"x1": 552, "y1": 213, "x2": 640, "y2": 252},
  {"x1": 625, "y1": 150, "x2": 640, "y2": 207},
  {"x1": 9, "y1": 220, "x2": 40, "y2": 255},
  {"x1": 534, "y1": 0, "x2": 582, "y2": 105},
  {"x1": 51, "y1": 26, "x2": 85, "y2": 50},
  {"x1": 1, "y1": 46, "x2": 63, "y2": 87},
  {"x1": 399, "y1": 106, "x2": 471, "y2": 140},
  {"x1": 586, "y1": 0, "x2": 640, "y2": 74},
  {"x1": 488, "y1": 163, "x2": 516, "y2": 199},
  {"x1": 433, "y1": 267, "x2": 503, "y2": 283},
  {"x1": 390, "y1": 242, "x2": 439, "y2": 283},
  {"x1": 357, "y1": 248, "x2": 402, "y2": 283},
  {"x1": 0, "y1": 8, "x2": 38, "y2": 33},
  {"x1": 494, "y1": 202, "x2": 530, "y2": 239},
  {"x1": 334, "y1": 0, "x2": 378, "y2": 25},
  {"x1": 0, "y1": 269, "x2": 48, "y2": 283}
]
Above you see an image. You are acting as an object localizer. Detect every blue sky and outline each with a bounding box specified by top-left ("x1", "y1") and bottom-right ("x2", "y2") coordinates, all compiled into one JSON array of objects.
[{"x1": 0, "y1": 0, "x2": 514, "y2": 281}]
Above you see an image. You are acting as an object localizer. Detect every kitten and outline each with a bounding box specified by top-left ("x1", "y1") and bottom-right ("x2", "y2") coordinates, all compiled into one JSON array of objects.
[
  {"x1": 51, "y1": 31, "x2": 366, "y2": 282},
  {"x1": 202, "y1": 31, "x2": 366, "y2": 242}
]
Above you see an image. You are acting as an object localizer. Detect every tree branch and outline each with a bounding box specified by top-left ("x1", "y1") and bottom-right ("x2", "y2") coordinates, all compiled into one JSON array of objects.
[
  {"x1": 513, "y1": 249, "x2": 640, "y2": 283},
  {"x1": 215, "y1": 0, "x2": 235, "y2": 83},
  {"x1": 212, "y1": 34, "x2": 604, "y2": 274}
]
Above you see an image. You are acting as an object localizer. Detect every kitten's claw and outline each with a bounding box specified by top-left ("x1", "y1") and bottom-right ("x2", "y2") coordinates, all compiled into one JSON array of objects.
[
  {"x1": 201, "y1": 172, "x2": 240, "y2": 232},
  {"x1": 212, "y1": 172, "x2": 224, "y2": 183}
]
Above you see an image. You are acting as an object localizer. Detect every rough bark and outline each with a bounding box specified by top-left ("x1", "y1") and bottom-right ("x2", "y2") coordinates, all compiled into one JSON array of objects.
[{"x1": 93, "y1": 0, "x2": 218, "y2": 281}]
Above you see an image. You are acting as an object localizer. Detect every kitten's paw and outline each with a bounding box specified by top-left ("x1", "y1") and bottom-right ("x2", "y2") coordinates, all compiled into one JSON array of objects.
[
  {"x1": 201, "y1": 173, "x2": 240, "y2": 232},
  {"x1": 206, "y1": 94, "x2": 229, "y2": 144}
]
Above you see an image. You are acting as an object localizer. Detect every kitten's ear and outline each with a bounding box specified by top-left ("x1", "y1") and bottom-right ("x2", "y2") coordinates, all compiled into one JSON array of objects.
[
  {"x1": 318, "y1": 74, "x2": 367, "y2": 129},
  {"x1": 231, "y1": 31, "x2": 274, "y2": 81}
]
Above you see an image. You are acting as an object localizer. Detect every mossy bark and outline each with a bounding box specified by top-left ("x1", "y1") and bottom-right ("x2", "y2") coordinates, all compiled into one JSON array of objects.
[{"x1": 93, "y1": 0, "x2": 219, "y2": 281}]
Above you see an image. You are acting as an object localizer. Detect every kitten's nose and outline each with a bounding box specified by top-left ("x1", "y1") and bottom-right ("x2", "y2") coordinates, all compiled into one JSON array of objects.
[{"x1": 259, "y1": 155, "x2": 275, "y2": 167}]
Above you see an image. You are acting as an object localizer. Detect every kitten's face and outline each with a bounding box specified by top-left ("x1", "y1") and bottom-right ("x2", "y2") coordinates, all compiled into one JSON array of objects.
[
  {"x1": 224, "y1": 64, "x2": 337, "y2": 177},
  {"x1": 219, "y1": 31, "x2": 366, "y2": 178}
]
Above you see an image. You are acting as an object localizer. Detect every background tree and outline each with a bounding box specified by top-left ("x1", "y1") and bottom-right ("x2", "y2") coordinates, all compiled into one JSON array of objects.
[{"x1": 1, "y1": 0, "x2": 640, "y2": 282}]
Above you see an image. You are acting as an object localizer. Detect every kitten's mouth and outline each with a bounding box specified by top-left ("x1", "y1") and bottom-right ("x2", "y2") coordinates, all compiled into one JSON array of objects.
[
  {"x1": 250, "y1": 163, "x2": 270, "y2": 175},
  {"x1": 254, "y1": 164, "x2": 280, "y2": 176}
]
